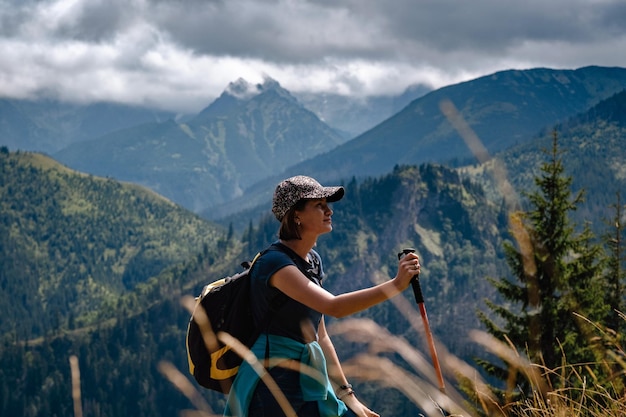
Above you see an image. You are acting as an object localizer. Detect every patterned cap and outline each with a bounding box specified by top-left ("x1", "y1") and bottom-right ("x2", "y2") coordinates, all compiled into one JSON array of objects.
[{"x1": 272, "y1": 175, "x2": 344, "y2": 221}]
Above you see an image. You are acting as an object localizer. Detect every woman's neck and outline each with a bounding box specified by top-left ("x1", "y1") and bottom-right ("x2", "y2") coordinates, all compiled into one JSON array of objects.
[{"x1": 279, "y1": 238, "x2": 315, "y2": 260}]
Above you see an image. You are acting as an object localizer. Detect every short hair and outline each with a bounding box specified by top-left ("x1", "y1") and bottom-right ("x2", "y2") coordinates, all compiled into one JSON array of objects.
[{"x1": 278, "y1": 199, "x2": 308, "y2": 240}]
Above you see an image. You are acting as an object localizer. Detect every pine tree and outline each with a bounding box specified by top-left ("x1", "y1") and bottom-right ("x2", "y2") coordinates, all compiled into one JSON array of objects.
[{"x1": 477, "y1": 130, "x2": 606, "y2": 398}]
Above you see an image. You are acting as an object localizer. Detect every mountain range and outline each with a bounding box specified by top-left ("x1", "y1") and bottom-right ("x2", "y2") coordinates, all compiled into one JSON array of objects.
[
  {"x1": 4, "y1": 66, "x2": 625, "y2": 217},
  {"x1": 293, "y1": 82, "x2": 431, "y2": 138},
  {"x1": 273, "y1": 66, "x2": 626, "y2": 179},
  {"x1": 205, "y1": 66, "x2": 626, "y2": 220},
  {"x1": 51, "y1": 78, "x2": 346, "y2": 212}
]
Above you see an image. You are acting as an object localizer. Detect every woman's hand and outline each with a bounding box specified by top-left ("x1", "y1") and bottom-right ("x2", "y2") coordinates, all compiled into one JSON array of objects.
[
  {"x1": 342, "y1": 393, "x2": 380, "y2": 417},
  {"x1": 394, "y1": 251, "x2": 420, "y2": 290}
]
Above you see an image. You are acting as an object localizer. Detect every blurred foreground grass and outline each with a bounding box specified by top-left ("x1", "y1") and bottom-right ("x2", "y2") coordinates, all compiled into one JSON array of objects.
[{"x1": 149, "y1": 295, "x2": 626, "y2": 416}]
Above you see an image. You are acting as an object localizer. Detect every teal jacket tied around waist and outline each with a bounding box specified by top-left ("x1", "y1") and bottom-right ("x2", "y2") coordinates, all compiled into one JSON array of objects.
[{"x1": 224, "y1": 334, "x2": 348, "y2": 417}]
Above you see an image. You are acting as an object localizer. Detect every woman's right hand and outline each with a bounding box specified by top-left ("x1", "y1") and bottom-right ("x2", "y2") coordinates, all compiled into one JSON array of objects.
[
  {"x1": 395, "y1": 252, "x2": 420, "y2": 290},
  {"x1": 342, "y1": 393, "x2": 380, "y2": 417}
]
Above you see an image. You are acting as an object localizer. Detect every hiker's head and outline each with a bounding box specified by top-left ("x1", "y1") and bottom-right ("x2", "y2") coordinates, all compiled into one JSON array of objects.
[{"x1": 273, "y1": 175, "x2": 344, "y2": 240}]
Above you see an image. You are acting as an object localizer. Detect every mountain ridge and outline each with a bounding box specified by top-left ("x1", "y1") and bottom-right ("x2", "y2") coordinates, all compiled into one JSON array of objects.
[
  {"x1": 52, "y1": 78, "x2": 345, "y2": 212},
  {"x1": 206, "y1": 65, "x2": 626, "y2": 220},
  {"x1": 0, "y1": 99, "x2": 176, "y2": 153}
]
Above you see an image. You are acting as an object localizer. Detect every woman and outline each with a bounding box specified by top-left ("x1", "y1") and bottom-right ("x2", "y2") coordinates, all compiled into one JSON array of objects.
[{"x1": 225, "y1": 175, "x2": 420, "y2": 417}]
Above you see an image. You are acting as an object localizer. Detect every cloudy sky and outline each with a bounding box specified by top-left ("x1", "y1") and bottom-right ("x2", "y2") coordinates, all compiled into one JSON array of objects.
[{"x1": 1, "y1": 0, "x2": 626, "y2": 113}]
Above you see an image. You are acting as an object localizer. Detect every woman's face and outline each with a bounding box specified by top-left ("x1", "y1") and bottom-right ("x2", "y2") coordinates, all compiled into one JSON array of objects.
[{"x1": 296, "y1": 198, "x2": 334, "y2": 237}]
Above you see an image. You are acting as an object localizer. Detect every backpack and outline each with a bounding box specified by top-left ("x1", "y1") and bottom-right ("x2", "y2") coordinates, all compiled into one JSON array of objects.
[
  {"x1": 185, "y1": 252, "x2": 263, "y2": 394},
  {"x1": 185, "y1": 243, "x2": 314, "y2": 393},
  {"x1": 186, "y1": 243, "x2": 312, "y2": 394}
]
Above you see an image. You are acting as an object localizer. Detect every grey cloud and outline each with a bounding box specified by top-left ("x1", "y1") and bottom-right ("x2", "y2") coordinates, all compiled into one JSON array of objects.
[
  {"x1": 0, "y1": 1, "x2": 36, "y2": 36},
  {"x1": 150, "y1": 1, "x2": 381, "y2": 63},
  {"x1": 1, "y1": 0, "x2": 134, "y2": 42},
  {"x1": 365, "y1": 0, "x2": 626, "y2": 55},
  {"x1": 54, "y1": 0, "x2": 135, "y2": 42},
  {"x1": 0, "y1": 0, "x2": 625, "y2": 111},
  {"x1": 144, "y1": 0, "x2": 626, "y2": 64},
  {"x1": 595, "y1": 2, "x2": 626, "y2": 36},
  {"x1": 6, "y1": 0, "x2": 626, "y2": 63}
]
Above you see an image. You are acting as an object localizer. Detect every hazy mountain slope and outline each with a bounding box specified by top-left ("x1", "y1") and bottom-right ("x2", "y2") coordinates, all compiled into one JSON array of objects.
[
  {"x1": 0, "y1": 99, "x2": 176, "y2": 153},
  {"x1": 294, "y1": 82, "x2": 432, "y2": 139},
  {"x1": 0, "y1": 150, "x2": 223, "y2": 338},
  {"x1": 0, "y1": 100, "x2": 48, "y2": 151},
  {"x1": 284, "y1": 66, "x2": 626, "y2": 182},
  {"x1": 193, "y1": 80, "x2": 344, "y2": 181},
  {"x1": 465, "y1": 88, "x2": 626, "y2": 233},
  {"x1": 53, "y1": 78, "x2": 345, "y2": 212},
  {"x1": 53, "y1": 119, "x2": 223, "y2": 212}
]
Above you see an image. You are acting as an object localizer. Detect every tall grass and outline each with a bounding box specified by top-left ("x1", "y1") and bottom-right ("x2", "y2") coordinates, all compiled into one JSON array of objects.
[
  {"x1": 154, "y1": 295, "x2": 626, "y2": 416},
  {"x1": 333, "y1": 317, "x2": 626, "y2": 417},
  {"x1": 61, "y1": 293, "x2": 625, "y2": 416}
]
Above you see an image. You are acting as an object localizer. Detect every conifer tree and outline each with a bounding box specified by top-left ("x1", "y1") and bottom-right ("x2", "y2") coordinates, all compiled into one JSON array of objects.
[{"x1": 477, "y1": 130, "x2": 605, "y2": 396}]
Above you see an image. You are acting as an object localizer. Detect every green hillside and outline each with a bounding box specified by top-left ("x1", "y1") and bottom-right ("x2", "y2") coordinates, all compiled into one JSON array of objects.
[
  {"x1": 0, "y1": 149, "x2": 224, "y2": 338},
  {"x1": 2, "y1": 145, "x2": 623, "y2": 415},
  {"x1": 0, "y1": 163, "x2": 510, "y2": 417}
]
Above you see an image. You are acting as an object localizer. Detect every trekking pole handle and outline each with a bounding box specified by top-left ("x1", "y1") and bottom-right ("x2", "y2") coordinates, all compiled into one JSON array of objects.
[{"x1": 398, "y1": 248, "x2": 424, "y2": 304}]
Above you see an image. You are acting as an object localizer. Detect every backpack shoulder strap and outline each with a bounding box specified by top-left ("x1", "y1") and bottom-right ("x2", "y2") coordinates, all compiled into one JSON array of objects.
[{"x1": 268, "y1": 242, "x2": 314, "y2": 275}]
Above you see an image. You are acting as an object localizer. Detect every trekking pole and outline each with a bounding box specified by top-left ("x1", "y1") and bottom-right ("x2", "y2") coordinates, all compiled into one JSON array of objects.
[{"x1": 398, "y1": 248, "x2": 446, "y2": 395}]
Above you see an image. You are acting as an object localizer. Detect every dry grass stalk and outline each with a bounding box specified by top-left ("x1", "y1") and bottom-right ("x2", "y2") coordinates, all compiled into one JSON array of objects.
[
  {"x1": 69, "y1": 355, "x2": 83, "y2": 417},
  {"x1": 470, "y1": 330, "x2": 551, "y2": 400},
  {"x1": 330, "y1": 318, "x2": 469, "y2": 416},
  {"x1": 157, "y1": 360, "x2": 216, "y2": 416},
  {"x1": 342, "y1": 352, "x2": 458, "y2": 416},
  {"x1": 167, "y1": 296, "x2": 626, "y2": 417}
]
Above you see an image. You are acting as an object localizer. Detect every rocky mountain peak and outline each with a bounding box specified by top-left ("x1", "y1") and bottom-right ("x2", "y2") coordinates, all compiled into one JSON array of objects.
[{"x1": 225, "y1": 78, "x2": 261, "y2": 100}]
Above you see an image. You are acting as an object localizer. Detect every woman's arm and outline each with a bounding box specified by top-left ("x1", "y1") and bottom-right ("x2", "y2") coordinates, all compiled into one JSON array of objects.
[
  {"x1": 269, "y1": 252, "x2": 419, "y2": 318},
  {"x1": 318, "y1": 318, "x2": 380, "y2": 417},
  {"x1": 318, "y1": 317, "x2": 348, "y2": 386}
]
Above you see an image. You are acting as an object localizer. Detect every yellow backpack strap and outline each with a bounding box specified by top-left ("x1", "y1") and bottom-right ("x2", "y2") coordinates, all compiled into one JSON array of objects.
[{"x1": 250, "y1": 251, "x2": 262, "y2": 267}]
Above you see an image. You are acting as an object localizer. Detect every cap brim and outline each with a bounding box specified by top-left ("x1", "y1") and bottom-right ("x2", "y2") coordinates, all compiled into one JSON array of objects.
[
  {"x1": 325, "y1": 187, "x2": 344, "y2": 202},
  {"x1": 302, "y1": 186, "x2": 344, "y2": 202}
]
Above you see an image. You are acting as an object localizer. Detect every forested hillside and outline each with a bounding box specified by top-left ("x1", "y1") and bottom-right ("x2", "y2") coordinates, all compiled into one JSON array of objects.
[
  {"x1": 0, "y1": 149, "x2": 225, "y2": 339},
  {"x1": 0, "y1": 163, "x2": 510, "y2": 417}
]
